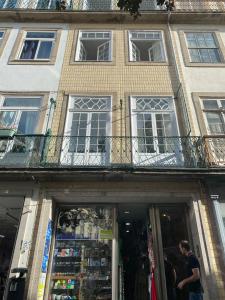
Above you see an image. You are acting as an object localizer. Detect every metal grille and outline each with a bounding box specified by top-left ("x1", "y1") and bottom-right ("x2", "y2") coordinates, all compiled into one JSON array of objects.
[
  {"x1": 0, "y1": 135, "x2": 212, "y2": 168},
  {"x1": 1, "y1": 0, "x2": 225, "y2": 11}
]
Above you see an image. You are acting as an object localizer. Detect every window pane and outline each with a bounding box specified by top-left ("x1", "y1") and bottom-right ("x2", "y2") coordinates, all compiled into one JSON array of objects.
[
  {"x1": 17, "y1": 111, "x2": 39, "y2": 134},
  {"x1": 189, "y1": 49, "x2": 201, "y2": 62},
  {"x1": 20, "y1": 40, "x2": 38, "y2": 59},
  {"x1": 0, "y1": 111, "x2": 17, "y2": 127},
  {"x1": 221, "y1": 100, "x2": 225, "y2": 109},
  {"x1": 203, "y1": 100, "x2": 219, "y2": 109},
  {"x1": 208, "y1": 49, "x2": 221, "y2": 63},
  {"x1": 0, "y1": 31, "x2": 4, "y2": 39},
  {"x1": 186, "y1": 33, "x2": 197, "y2": 47},
  {"x1": 204, "y1": 33, "x2": 216, "y2": 47},
  {"x1": 196, "y1": 33, "x2": 207, "y2": 48},
  {"x1": 37, "y1": 41, "x2": 53, "y2": 59},
  {"x1": 3, "y1": 97, "x2": 41, "y2": 107},
  {"x1": 26, "y1": 32, "x2": 55, "y2": 38},
  {"x1": 205, "y1": 112, "x2": 224, "y2": 134},
  {"x1": 199, "y1": 49, "x2": 210, "y2": 63}
]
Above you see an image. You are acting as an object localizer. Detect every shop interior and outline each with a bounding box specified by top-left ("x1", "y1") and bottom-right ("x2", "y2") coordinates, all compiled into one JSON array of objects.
[
  {"x1": 0, "y1": 196, "x2": 23, "y2": 298},
  {"x1": 118, "y1": 204, "x2": 190, "y2": 300},
  {"x1": 118, "y1": 204, "x2": 150, "y2": 300}
]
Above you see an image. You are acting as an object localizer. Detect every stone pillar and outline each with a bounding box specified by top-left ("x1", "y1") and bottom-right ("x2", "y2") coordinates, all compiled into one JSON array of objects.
[
  {"x1": 9, "y1": 189, "x2": 39, "y2": 274},
  {"x1": 25, "y1": 192, "x2": 52, "y2": 300}
]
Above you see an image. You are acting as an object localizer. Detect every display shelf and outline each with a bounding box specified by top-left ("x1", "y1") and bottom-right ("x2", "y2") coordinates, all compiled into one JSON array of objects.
[
  {"x1": 52, "y1": 275, "x2": 80, "y2": 280},
  {"x1": 50, "y1": 207, "x2": 113, "y2": 299}
]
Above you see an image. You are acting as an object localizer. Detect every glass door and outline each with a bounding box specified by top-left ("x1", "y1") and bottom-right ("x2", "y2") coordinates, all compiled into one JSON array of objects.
[
  {"x1": 149, "y1": 205, "x2": 191, "y2": 300},
  {"x1": 131, "y1": 96, "x2": 183, "y2": 167},
  {"x1": 61, "y1": 96, "x2": 111, "y2": 166}
]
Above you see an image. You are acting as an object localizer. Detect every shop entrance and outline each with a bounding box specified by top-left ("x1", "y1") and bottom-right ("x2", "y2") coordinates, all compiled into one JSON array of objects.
[
  {"x1": 0, "y1": 197, "x2": 23, "y2": 299},
  {"x1": 118, "y1": 204, "x2": 150, "y2": 300},
  {"x1": 118, "y1": 204, "x2": 191, "y2": 300}
]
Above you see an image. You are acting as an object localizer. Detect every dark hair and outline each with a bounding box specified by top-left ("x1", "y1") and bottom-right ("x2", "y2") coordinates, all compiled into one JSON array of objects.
[{"x1": 179, "y1": 240, "x2": 191, "y2": 251}]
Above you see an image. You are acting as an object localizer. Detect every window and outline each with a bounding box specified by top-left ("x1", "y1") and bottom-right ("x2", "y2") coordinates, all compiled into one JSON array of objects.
[
  {"x1": 0, "y1": 31, "x2": 4, "y2": 47},
  {"x1": 0, "y1": 96, "x2": 42, "y2": 134},
  {"x1": 36, "y1": 0, "x2": 56, "y2": 9},
  {"x1": 131, "y1": 97, "x2": 176, "y2": 153},
  {"x1": 202, "y1": 99, "x2": 225, "y2": 134},
  {"x1": 130, "y1": 96, "x2": 181, "y2": 166},
  {"x1": 82, "y1": 0, "x2": 112, "y2": 10},
  {"x1": 185, "y1": 32, "x2": 221, "y2": 63},
  {"x1": 62, "y1": 96, "x2": 111, "y2": 165},
  {"x1": 75, "y1": 31, "x2": 112, "y2": 62},
  {"x1": 128, "y1": 31, "x2": 166, "y2": 62},
  {"x1": 0, "y1": 0, "x2": 17, "y2": 8},
  {"x1": 19, "y1": 31, "x2": 56, "y2": 60}
]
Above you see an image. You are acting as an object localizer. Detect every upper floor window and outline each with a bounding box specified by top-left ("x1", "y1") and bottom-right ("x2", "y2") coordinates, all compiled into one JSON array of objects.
[
  {"x1": 75, "y1": 31, "x2": 112, "y2": 62},
  {"x1": 82, "y1": 0, "x2": 112, "y2": 10},
  {"x1": 185, "y1": 32, "x2": 221, "y2": 63},
  {"x1": 128, "y1": 31, "x2": 166, "y2": 62},
  {"x1": 0, "y1": 96, "x2": 42, "y2": 134},
  {"x1": 0, "y1": 31, "x2": 4, "y2": 47},
  {"x1": 202, "y1": 99, "x2": 225, "y2": 134},
  {"x1": 19, "y1": 31, "x2": 56, "y2": 60},
  {"x1": 0, "y1": 0, "x2": 17, "y2": 9}
]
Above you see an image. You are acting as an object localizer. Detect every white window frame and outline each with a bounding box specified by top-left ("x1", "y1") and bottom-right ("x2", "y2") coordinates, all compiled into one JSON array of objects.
[
  {"x1": 128, "y1": 30, "x2": 166, "y2": 62},
  {"x1": 130, "y1": 96, "x2": 182, "y2": 166},
  {"x1": 185, "y1": 32, "x2": 222, "y2": 63},
  {"x1": 0, "y1": 95, "x2": 43, "y2": 134},
  {"x1": 201, "y1": 98, "x2": 225, "y2": 135},
  {"x1": 75, "y1": 31, "x2": 112, "y2": 62},
  {"x1": 18, "y1": 31, "x2": 56, "y2": 61},
  {"x1": 62, "y1": 95, "x2": 112, "y2": 166}
]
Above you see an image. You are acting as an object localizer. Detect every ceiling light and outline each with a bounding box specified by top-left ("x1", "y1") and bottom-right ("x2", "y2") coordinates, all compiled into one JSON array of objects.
[
  {"x1": 126, "y1": 230, "x2": 130, "y2": 233},
  {"x1": 125, "y1": 222, "x2": 131, "y2": 226},
  {"x1": 124, "y1": 211, "x2": 130, "y2": 214},
  {"x1": 162, "y1": 214, "x2": 167, "y2": 217},
  {"x1": 0, "y1": 235, "x2": 5, "y2": 238}
]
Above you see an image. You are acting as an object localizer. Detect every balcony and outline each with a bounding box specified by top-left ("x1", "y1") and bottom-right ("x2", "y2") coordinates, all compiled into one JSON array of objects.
[
  {"x1": 0, "y1": 134, "x2": 224, "y2": 169},
  {"x1": 0, "y1": 0, "x2": 224, "y2": 12}
]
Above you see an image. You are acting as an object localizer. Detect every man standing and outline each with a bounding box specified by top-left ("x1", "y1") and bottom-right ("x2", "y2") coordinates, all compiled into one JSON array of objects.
[{"x1": 178, "y1": 240, "x2": 203, "y2": 300}]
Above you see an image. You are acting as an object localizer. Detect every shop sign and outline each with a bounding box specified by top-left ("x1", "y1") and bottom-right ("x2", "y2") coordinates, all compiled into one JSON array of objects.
[
  {"x1": 37, "y1": 219, "x2": 52, "y2": 300},
  {"x1": 37, "y1": 273, "x2": 46, "y2": 299}
]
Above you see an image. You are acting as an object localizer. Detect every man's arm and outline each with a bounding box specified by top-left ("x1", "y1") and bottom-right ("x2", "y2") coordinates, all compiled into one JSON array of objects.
[{"x1": 177, "y1": 268, "x2": 200, "y2": 290}]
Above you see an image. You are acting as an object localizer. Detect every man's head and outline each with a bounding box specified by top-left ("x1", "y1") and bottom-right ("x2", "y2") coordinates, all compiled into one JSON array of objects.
[{"x1": 179, "y1": 240, "x2": 191, "y2": 255}]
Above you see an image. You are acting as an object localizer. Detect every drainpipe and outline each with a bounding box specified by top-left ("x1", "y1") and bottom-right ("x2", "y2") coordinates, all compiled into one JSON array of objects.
[
  {"x1": 167, "y1": 11, "x2": 192, "y2": 136},
  {"x1": 41, "y1": 98, "x2": 57, "y2": 164}
]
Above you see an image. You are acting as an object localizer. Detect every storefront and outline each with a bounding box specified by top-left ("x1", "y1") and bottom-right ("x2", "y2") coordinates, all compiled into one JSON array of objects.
[
  {"x1": 43, "y1": 203, "x2": 195, "y2": 300},
  {"x1": 0, "y1": 196, "x2": 24, "y2": 299}
]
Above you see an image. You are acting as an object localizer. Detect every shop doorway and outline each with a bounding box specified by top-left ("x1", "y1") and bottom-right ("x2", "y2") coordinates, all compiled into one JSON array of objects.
[
  {"x1": 118, "y1": 204, "x2": 150, "y2": 300},
  {"x1": 118, "y1": 204, "x2": 191, "y2": 300},
  {"x1": 0, "y1": 197, "x2": 23, "y2": 299}
]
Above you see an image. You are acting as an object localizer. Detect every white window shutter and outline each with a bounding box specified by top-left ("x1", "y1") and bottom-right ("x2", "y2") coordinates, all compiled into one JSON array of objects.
[
  {"x1": 148, "y1": 42, "x2": 164, "y2": 62},
  {"x1": 97, "y1": 41, "x2": 110, "y2": 61},
  {"x1": 131, "y1": 42, "x2": 140, "y2": 61}
]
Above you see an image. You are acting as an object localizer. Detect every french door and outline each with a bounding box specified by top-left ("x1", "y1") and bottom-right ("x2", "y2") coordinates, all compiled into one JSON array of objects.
[
  {"x1": 61, "y1": 96, "x2": 111, "y2": 166},
  {"x1": 131, "y1": 96, "x2": 183, "y2": 166}
]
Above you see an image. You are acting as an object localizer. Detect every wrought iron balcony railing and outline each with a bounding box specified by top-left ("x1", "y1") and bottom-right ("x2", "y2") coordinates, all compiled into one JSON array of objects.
[
  {"x1": 0, "y1": 134, "x2": 225, "y2": 169},
  {"x1": 0, "y1": 0, "x2": 224, "y2": 12}
]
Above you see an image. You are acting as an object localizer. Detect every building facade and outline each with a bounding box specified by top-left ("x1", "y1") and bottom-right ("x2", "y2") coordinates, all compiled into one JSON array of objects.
[{"x1": 0, "y1": 1, "x2": 225, "y2": 300}]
